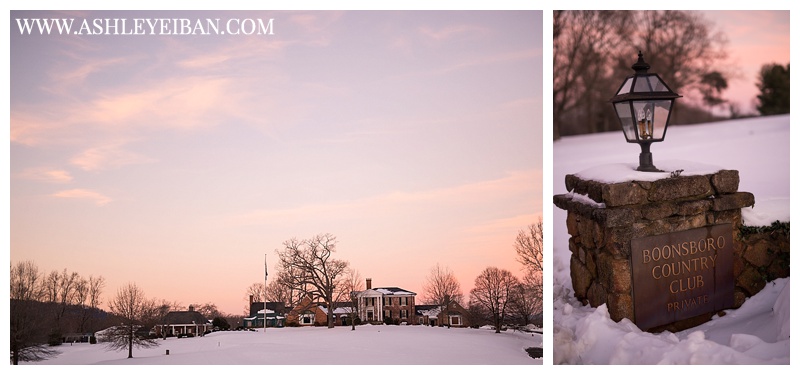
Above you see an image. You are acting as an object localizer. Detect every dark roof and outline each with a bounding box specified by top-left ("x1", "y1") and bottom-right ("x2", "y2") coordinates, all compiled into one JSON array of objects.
[
  {"x1": 249, "y1": 301, "x2": 287, "y2": 317},
  {"x1": 414, "y1": 304, "x2": 439, "y2": 314},
  {"x1": 331, "y1": 301, "x2": 354, "y2": 309},
  {"x1": 163, "y1": 310, "x2": 208, "y2": 325},
  {"x1": 372, "y1": 287, "x2": 416, "y2": 295},
  {"x1": 318, "y1": 301, "x2": 354, "y2": 309}
]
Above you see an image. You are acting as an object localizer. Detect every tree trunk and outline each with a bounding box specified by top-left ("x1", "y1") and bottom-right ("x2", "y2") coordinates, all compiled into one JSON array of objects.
[
  {"x1": 127, "y1": 328, "x2": 133, "y2": 358},
  {"x1": 326, "y1": 294, "x2": 334, "y2": 329}
]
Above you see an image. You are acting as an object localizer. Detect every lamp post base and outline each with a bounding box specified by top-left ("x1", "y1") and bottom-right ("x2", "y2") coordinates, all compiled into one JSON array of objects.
[
  {"x1": 637, "y1": 143, "x2": 663, "y2": 172},
  {"x1": 637, "y1": 164, "x2": 663, "y2": 172}
]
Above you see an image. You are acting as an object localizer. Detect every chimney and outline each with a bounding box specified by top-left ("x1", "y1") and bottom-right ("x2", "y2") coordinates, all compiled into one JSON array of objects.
[
  {"x1": 250, "y1": 294, "x2": 254, "y2": 305},
  {"x1": 366, "y1": 278, "x2": 372, "y2": 290},
  {"x1": 188, "y1": 305, "x2": 194, "y2": 312}
]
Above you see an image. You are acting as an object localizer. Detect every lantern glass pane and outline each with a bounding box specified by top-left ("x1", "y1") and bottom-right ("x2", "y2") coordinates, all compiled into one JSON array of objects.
[
  {"x1": 633, "y1": 75, "x2": 653, "y2": 92},
  {"x1": 614, "y1": 102, "x2": 637, "y2": 141},
  {"x1": 617, "y1": 77, "x2": 633, "y2": 95},
  {"x1": 632, "y1": 100, "x2": 672, "y2": 141},
  {"x1": 650, "y1": 100, "x2": 672, "y2": 139},
  {"x1": 648, "y1": 76, "x2": 669, "y2": 92}
]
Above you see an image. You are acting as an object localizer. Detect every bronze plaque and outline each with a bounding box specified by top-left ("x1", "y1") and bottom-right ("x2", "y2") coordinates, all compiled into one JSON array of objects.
[{"x1": 630, "y1": 224, "x2": 734, "y2": 330}]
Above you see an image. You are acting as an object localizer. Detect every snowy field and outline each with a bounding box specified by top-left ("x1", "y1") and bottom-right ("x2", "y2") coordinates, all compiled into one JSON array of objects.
[
  {"x1": 23, "y1": 324, "x2": 542, "y2": 365},
  {"x1": 552, "y1": 114, "x2": 791, "y2": 365}
]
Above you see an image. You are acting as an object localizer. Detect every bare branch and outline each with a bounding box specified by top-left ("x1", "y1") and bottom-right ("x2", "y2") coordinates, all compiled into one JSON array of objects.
[{"x1": 275, "y1": 233, "x2": 349, "y2": 328}]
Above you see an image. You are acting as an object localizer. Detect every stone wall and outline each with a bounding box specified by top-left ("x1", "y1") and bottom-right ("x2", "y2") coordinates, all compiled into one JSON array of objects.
[
  {"x1": 736, "y1": 221, "x2": 790, "y2": 302},
  {"x1": 553, "y1": 169, "x2": 788, "y2": 331}
]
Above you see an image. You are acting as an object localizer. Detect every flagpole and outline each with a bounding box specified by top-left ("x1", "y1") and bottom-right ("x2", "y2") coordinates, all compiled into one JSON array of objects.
[{"x1": 264, "y1": 254, "x2": 269, "y2": 333}]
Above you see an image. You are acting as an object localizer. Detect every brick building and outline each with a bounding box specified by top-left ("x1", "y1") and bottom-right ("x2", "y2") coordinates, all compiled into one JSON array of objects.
[{"x1": 355, "y1": 278, "x2": 416, "y2": 325}]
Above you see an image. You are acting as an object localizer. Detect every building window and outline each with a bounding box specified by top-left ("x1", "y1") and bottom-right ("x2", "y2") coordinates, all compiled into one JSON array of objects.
[
  {"x1": 401, "y1": 297, "x2": 407, "y2": 306},
  {"x1": 301, "y1": 312, "x2": 314, "y2": 325},
  {"x1": 450, "y1": 315, "x2": 461, "y2": 326}
]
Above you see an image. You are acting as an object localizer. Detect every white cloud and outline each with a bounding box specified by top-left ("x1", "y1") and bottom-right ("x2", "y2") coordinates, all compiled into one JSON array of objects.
[
  {"x1": 70, "y1": 141, "x2": 155, "y2": 171},
  {"x1": 418, "y1": 24, "x2": 489, "y2": 42},
  {"x1": 19, "y1": 168, "x2": 74, "y2": 183},
  {"x1": 51, "y1": 189, "x2": 112, "y2": 206}
]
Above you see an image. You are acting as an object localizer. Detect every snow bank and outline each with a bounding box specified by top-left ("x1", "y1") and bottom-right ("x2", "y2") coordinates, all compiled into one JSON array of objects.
[{"x1": 553, "y1": 115, "x2": 791, "y2": 365}]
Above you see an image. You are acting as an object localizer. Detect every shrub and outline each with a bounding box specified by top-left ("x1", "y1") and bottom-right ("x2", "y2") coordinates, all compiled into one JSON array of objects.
[{"x1": 48, "y1": 332, "x2": 63, "y2": 346}]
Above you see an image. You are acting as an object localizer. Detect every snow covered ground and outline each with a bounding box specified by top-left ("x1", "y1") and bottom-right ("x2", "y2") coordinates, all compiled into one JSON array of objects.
[
  {"x1": 23, "y1": 324, "x2": 542, "y2": 365},
  {"x1": 552, "y1": 115, "x2": 791, "y2": 365}
]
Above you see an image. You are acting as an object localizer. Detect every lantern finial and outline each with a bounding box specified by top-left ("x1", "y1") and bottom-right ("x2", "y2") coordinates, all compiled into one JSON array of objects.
[{"x1": 632, "y1": 51, "x2": 650, "y2": 74}]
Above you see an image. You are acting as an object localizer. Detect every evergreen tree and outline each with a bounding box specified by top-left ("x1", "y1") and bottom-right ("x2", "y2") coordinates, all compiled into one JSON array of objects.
[
  {"x1": 212, "y1": 317, "x2": 230, "y2": 330},
  {"x1": 756, "y1": 63, "x2": 790, "y2": 115}
]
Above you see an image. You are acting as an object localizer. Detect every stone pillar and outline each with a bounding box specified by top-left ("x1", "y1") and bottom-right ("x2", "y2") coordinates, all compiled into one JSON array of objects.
[{"x1": 554, "y1": 169, "x2": 755, "y2": 332}]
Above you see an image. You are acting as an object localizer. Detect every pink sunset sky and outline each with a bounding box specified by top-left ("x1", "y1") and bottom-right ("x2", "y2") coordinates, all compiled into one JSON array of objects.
[
  {"x1": 8, "y1": 9, "x2": 544, "y2": 315},
  {"x1": 5, "y1": 5, "x2": 793, "y2": 319},
  {"x1": 698, "y1": 10, "x2": 790, "y2": 115}
]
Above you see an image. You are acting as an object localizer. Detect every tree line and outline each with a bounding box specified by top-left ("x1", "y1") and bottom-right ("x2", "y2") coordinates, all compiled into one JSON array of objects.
[
  {"x1": 553, "y1": 10, "x2": 789, "y2": 140},
  {"x1": 11, "y1": 220, "x2": 543, "y2": 363},
  {"x1": 10, "y1": 261, "x2": 106, "y2": 364},
  {"x1": 9, "y1": 261, "x2": 236, "y2": 363},
  {"x1": 244, "y1": 219, "x2": 544, "y2": 334}
]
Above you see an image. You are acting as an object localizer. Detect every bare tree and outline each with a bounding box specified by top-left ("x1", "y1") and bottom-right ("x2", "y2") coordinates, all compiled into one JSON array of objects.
[
  {"x1": 637, "y1": 11, "x2": 728, "y2": 97},
  {"x1": 422, "y1": 263, "x2": 464, "y2": 326},
  {"x1": 275, "y1": 233, "x2": 349, "y2": 328},
  {"x1": 38, "y1": 268, "x2": 81, "y2": 338},
  {"x1": 700, "y1": 71, "x2": 729, "y2": 119},
  {"x1": 87, "y1": 275, "x2": 105, "y2": 332},
  {"x1": 244, "y1": 281, "x2": 268, "y2": 313},
  {"x1": 515, "y1": 219, "x2": 544, "y2": 326},
  {"x1": 266, "y1": 273, "x2": 304, "y2": 308},
  {"x1": 469, "y1": 267, "x2": 520, "y2": 333},
  {"x1": 554, "y1": 10, "x2": 731, "y2": 136},
  {"x1": 10, "y1": 260, "x2": 43, "y2": 302},
  {"x1": 42, "y1": 270, "x2": 59, "y2": 303},
  {"x1": 341, "y1": 268, "x2": 364, "y2": 330},
  {"x1": 10, "y1": 299, "x2": 58, "y2": 365},
  {"x1": 553, "y1": 10, "x2": 633, "y2": 138},
  {"x1": 10, "y1": 260, "x2": 57, "y2": 365},
  {"x1": 106, "y1": 283, "x2": 159, "y2": 358},
  {"x1": 74, "y1": 276, "x2": 90, "y2": 332},
  {"x1": 190, "y1": 303, "x2": 222, "y2": 320},
  {"x1": 422, "y1": 264, "x2": 464, "y2": 306},
  {"x1": 243, "y1": 280, "x2": 302, "y2": 316},
  {"x1": 509, "y1": 279, "x2": 541, "y2": 327},
  {"x1": 51, "y1": 269, "x2": 80, "y2": 335},
  {"x1": 516, "y1": 219, "x2": 544, "y2": 277}
]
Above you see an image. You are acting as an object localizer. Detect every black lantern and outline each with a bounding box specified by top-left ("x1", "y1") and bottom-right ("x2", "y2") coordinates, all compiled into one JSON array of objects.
[{"x1": 611, "y1": 51, "x2": 682, "y2": 172}]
